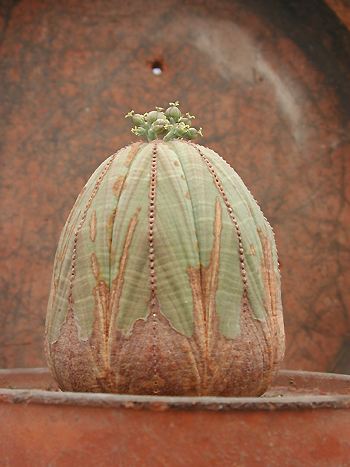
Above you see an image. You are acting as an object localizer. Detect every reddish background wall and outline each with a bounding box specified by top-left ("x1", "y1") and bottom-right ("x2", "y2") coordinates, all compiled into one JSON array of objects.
[{"x1": 1, "y1": 0, "x2": 350, "y2": 372}]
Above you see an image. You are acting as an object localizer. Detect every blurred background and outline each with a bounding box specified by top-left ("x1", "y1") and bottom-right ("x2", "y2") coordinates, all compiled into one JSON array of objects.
[{"x1": 1, "y1": 0, "x2": 349, "y2": 373}]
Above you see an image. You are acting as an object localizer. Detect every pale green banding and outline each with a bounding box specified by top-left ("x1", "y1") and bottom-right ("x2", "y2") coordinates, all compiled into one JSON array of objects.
[
  {"x1": 154, "y1": 143, "x2": 200, "y2": 336},
  {"x1": 48, "y1": 146, "x2": 133, "y2": 342},
  {"x1": 47, "y1": 137, "x2": 281, "y2": 345},
  {"x1": 201, "y1": 145, "x2": 266, "y2": 318},
  {"x1": 72, "y1": 161, "x2": 122, "y2": 339},
  {"x1": 47, "y1": 153, "x2": 120, "y2": 341},
  {"x1": 126, "y1": 102, "x2": 203, "y2": 142},
  {"x1": 52, "y1": 154, "x2": 117, "y2": 288},
  {"x1": 171, "y1": 141, "x2": 244, "y2": 338},
  {"x1": 198, "y1": 145, "x2": 277, "y2": 321},
  {"x1": 113, "y1": 145, "x2": 153, "y2": 334},
  {"x1": 215, "y1": 207, "x2": 243, "y2": 337}
]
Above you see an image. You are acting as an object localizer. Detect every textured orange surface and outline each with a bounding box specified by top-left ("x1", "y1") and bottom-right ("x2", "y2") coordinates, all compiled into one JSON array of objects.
[
  {"x1": 0, "y1": 369, "x2": 350, "y2": 467},
  {"x1": 326, "y1": 0, "x2": 350, "y2": 30},
  {"x1": 1, "y1": 0, "x2": 350, "y2": 372}
]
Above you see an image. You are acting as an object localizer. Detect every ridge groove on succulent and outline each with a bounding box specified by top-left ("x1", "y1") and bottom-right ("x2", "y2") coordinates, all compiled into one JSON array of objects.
[
  {"x1": 67, "y1": 148, "x2": 123, "y2": 328},
  {"x1": 187, "y1": 140, "x2": 270, "y2": 393},
  {"x1": 149, "y1": 143, "x2": 160, "y2": 394},
  {"x1": 188, "y1": 141, "x2": 249, "y2": 296},
  {"x1": 169, "y1": 142, "x2": 203, "y2": 297},
  {"x1": 108, "y1": 142, "x2": 142, "y2": 291}
]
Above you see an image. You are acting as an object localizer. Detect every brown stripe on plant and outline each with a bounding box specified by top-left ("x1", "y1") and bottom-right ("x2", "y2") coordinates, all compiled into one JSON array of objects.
[{"x1": 45, "y1": 102, "x2": 285, "y2": 396}]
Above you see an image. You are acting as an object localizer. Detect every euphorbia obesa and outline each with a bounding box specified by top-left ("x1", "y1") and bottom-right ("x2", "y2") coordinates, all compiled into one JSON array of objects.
[{"x1": 45, "y1": 102, "x2": 285, "y2": 396}]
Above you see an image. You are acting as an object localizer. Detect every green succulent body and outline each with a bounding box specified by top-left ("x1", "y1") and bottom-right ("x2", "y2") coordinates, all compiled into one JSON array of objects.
[{"x1": 45, "y1": 105, "x2": 284, "y2": 396}]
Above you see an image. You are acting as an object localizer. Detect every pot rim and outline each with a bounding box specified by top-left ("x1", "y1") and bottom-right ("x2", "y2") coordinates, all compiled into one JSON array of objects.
[{"x1": 0, "y1": 368, "x2": 349, "y2": 412}]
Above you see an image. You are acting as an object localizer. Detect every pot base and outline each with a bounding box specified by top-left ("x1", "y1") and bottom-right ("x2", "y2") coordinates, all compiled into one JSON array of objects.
[{"x1": 0, "y1": 369, "x2": 349, "y2": 466}]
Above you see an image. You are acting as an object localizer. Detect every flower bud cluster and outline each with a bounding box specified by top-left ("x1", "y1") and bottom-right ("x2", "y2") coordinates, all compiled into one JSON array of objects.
[{"x1": 125, "y1": 101, "x2": 203, "y2": 141}]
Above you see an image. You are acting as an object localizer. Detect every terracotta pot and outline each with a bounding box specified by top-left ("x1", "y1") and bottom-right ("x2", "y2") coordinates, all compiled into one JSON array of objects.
[{"x1": 0, "y1": 368, "x2": 349, "y2": 466}]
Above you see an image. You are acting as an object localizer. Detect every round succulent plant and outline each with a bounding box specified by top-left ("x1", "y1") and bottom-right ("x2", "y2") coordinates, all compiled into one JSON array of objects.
[{"x1": 45, "y1": 102, "x2": 285, "y2": 396}]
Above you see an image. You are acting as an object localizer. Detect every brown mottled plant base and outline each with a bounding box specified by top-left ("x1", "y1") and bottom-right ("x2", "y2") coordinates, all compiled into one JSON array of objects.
[{"x1": 46, "y1": 102, "x2": 285, "y2": 396}]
